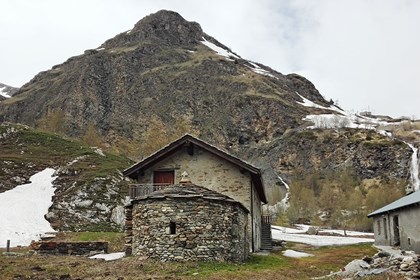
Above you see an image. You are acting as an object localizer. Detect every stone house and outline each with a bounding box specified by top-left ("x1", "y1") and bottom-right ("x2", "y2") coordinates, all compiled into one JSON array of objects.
[
  {"x1": 123, "y1": 134, "x2": 270, "y2": 260},
  {"x1": 368, "y1": 190, "x2": 420, "y2": 253},
  {"x1": 125, "y1": 182, "x2": 249, "y2": 262}
]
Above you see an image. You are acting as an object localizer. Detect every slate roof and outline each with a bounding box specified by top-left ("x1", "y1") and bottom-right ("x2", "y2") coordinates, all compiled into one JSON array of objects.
[
  {"x1": 128, "y1": 183, "x2": 249, "y2": 213},
  {"x1": 367, "y1": 190, "x2": 420, "y2": 217},
  {"x1": 123, "y1": 134, "x2": 267, "y2": 203}
]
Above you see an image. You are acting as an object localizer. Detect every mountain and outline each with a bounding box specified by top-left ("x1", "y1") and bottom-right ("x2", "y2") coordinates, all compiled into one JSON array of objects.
[
  {"x1": 0, "y1": 83, "x2": 19, "y2": 101},
  {"x1": 0, "y1": 10, "x2": 418, "y2": 230},
  {"x1": 0, "y1": 10, "x2": 328, "y2": 141}
]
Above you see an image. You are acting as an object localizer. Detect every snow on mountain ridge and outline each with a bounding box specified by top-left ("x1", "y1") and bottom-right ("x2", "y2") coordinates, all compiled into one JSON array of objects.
[
  {"x1": 0, "y1": 83, "x2": 18, "y2": 99},
  {"x1": 201, "y1": 37, "x2": 239, "y2": 60},
  {"x1": 200, "y1": 37, "x2": 278, "y2": 79},
  {"x1": 0, "y1": 86, "x2": 12, "y2": 98}
]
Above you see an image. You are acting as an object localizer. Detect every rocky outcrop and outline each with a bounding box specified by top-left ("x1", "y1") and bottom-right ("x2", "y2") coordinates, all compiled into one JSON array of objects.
[
  {"x1": 0, "y1": 123, "x2": 132, "y2": 231},
  {"x1": 46, "y1": 174, "x2": 129, "y2": 231},
  {"x1": 101, "y1": 10, "x2": 203, "y2": 49},
  {"x1": 272, "y1": 129, "x2": 411, "y2": 179},
  {"x1": 336, "y1": 249, "x2": 420, "y2": 279}
]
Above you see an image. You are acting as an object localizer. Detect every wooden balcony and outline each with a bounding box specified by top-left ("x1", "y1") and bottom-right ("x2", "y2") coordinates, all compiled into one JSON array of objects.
[
  {"x1": 128, "y1": 184, "x2": 171, "y2": 199},
  {"x1": 262, "y1": 215, "x2": 272, "y2": 225}
]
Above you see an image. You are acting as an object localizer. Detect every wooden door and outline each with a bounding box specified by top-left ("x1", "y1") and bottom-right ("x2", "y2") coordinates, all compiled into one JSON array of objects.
[{"x1": 153, "y1": 170, "x2": 175, "y2": 185}]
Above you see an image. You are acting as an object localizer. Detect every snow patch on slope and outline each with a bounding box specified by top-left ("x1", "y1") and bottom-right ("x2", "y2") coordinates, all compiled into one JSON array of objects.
[
  {"x1": 283, "y1": 249, "x2": 314, "y2": 258},
  {"x1": 0, "y1": 85, "x2": 12, "y2": 98},
  {"x1": 296, "y1": 91, "x2": 404, "y2": 131},
  {"x1": 200, "y1": 37, "x2": 278, "y2": 79},
  {"x1": 0, "y1": 168, "x2": 57, "y2": 247},
  {"x1": 272, "y1": 225, "x2": 374, "y2": 246},
  {"x1": 296, "y1": 92, "x2": 344, "y2": 114},
  {"x1": 201, "y1": 37, "x2": 239, "y2": 60},
  {"x1": 89, "y1": 252, "x2": 125, "y2": 261},
  {"x1": 247, "y1": 62, "x2": 278, "y2": 79}
]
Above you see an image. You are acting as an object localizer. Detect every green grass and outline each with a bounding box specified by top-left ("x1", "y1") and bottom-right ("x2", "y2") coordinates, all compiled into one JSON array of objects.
[
  {"x1": 0, "y1": 123, "x2": 132, "y2": 180},
  {"x1": 179, "y1": 243, "x2": 377, "y2": 279},
  {"x1": 185, "y1": 254, "x2": 289, "y2": 278}
]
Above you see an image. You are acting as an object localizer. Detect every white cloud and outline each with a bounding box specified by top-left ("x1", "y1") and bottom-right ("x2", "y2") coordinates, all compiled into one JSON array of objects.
[{"x1": 0, "y1": 0, "x2": 419, "y2": 118}]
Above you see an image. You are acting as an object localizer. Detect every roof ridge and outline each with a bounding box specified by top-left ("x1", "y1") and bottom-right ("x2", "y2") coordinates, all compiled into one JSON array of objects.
[{"x1": 368, "y1": 190, "x2": 420, "y2": 217}]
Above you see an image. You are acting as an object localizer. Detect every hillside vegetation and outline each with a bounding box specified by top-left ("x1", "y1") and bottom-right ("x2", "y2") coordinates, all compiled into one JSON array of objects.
[{"x1": 0, "y1": 123, "x2": 132, "y2": 231}]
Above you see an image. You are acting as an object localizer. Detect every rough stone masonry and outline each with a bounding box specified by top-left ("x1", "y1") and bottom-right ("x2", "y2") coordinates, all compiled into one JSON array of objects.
[{"x1": 126, "y1": 184, "x2": 249, "y2": 262}]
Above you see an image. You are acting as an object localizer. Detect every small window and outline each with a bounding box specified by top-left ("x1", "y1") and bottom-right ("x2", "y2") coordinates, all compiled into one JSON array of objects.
[
  {"x1": 377, "y1": 220, "x2": 381, "y2": 235},
  {"x1": 383, "y1": 218, "x2": 388, "y2": 240},
  {"x1": 169, "y1": 221, "x2": 176, "y2": 235}
]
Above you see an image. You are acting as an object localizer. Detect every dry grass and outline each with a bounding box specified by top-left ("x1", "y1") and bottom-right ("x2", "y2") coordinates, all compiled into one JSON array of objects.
[{"x1": 0, "y1": 243, "x2": 386, "y2": 280}]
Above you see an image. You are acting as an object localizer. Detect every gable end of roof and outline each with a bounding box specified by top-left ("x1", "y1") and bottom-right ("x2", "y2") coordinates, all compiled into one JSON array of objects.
[{"x1": 122, "y1": 134, "x2": 267, "y2": 203}]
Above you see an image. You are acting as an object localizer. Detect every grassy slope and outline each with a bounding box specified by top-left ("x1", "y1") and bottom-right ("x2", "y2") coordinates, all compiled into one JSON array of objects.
[
  {"x1": 0, "y1": 243, "x2": 386, "y2": 280},
  {"x1": 0, "y1": 123, "x2": 132, "y2": 181}
]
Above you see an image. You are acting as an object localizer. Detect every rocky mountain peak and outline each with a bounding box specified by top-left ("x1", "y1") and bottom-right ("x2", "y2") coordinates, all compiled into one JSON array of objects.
[{"x1": 102, "y1": 10, "x2": 203, "y2": 49}]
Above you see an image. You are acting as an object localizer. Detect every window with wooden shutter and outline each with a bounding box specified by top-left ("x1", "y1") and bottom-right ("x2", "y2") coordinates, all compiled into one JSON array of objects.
[{"x1": 153, "y1": 170, "x2": 175, "y2": 185}]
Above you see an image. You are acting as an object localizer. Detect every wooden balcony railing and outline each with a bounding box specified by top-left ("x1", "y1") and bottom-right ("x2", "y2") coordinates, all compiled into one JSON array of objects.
[
  {"x1": 262, "y1": 215, "x2": 272, "y2": 225},
  {"x1": 128, "y1": 184, "x2": 171, "y2": 199}
]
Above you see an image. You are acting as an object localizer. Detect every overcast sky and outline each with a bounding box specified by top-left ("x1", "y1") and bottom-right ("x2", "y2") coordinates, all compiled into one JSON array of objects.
[{"x1": 1, "y1": 0, "x2": 419, "y2": 118}]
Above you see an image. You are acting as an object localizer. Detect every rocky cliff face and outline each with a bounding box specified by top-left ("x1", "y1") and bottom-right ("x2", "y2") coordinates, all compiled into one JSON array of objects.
[
  {"x1": 0, "y1": 11, "x2": 326, "y2": 141},
  {"x1": 0, "y1": 11, "x2": 416, "y2": 229}
]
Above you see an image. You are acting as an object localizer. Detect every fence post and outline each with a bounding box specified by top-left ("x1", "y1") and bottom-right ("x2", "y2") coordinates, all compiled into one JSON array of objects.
[{"x1": 6, "y1": 240, "x2": 10, "y2": 252}]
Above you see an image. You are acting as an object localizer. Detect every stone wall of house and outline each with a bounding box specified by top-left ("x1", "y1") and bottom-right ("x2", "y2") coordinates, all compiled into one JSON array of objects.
[
  {"x1": 136, "y1": 145, "x2": 260, "y2": 250},
  {"x1": 399, "y1": 207, "x2": 420, "y2": 253},
  {"x1": 373, "y1": 214, "x2": 399, "y2": 247},
  {"x1": 130, "y1": 196, "x2": 249, "y2": 262},
  {"x1": 373, "y1": 206, "x2": 420, "y2": 254},
  {"x1": 252, "y1": 180, "x2": 262, "y2": 251},
  {"x1": 137, "y1": 145, "x2": 252, "y2": 209}
]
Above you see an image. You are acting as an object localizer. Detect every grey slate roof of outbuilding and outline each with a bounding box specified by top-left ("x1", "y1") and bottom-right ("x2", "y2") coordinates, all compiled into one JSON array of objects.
[
  {"x1": 128, "y1": 183, "x2": 249, "y2": 213},
  {"x1": 367, "y1": 190, "x2": 420, "y2": 217}
]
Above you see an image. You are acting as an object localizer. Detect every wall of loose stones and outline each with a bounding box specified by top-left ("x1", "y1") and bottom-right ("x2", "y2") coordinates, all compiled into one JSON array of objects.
[
  {"x1": 30, "y1": 241, "x2": 108, "y2": 255},
  {"x1": 131, "y1": 196, "x2": 249, "y2": 262}
]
